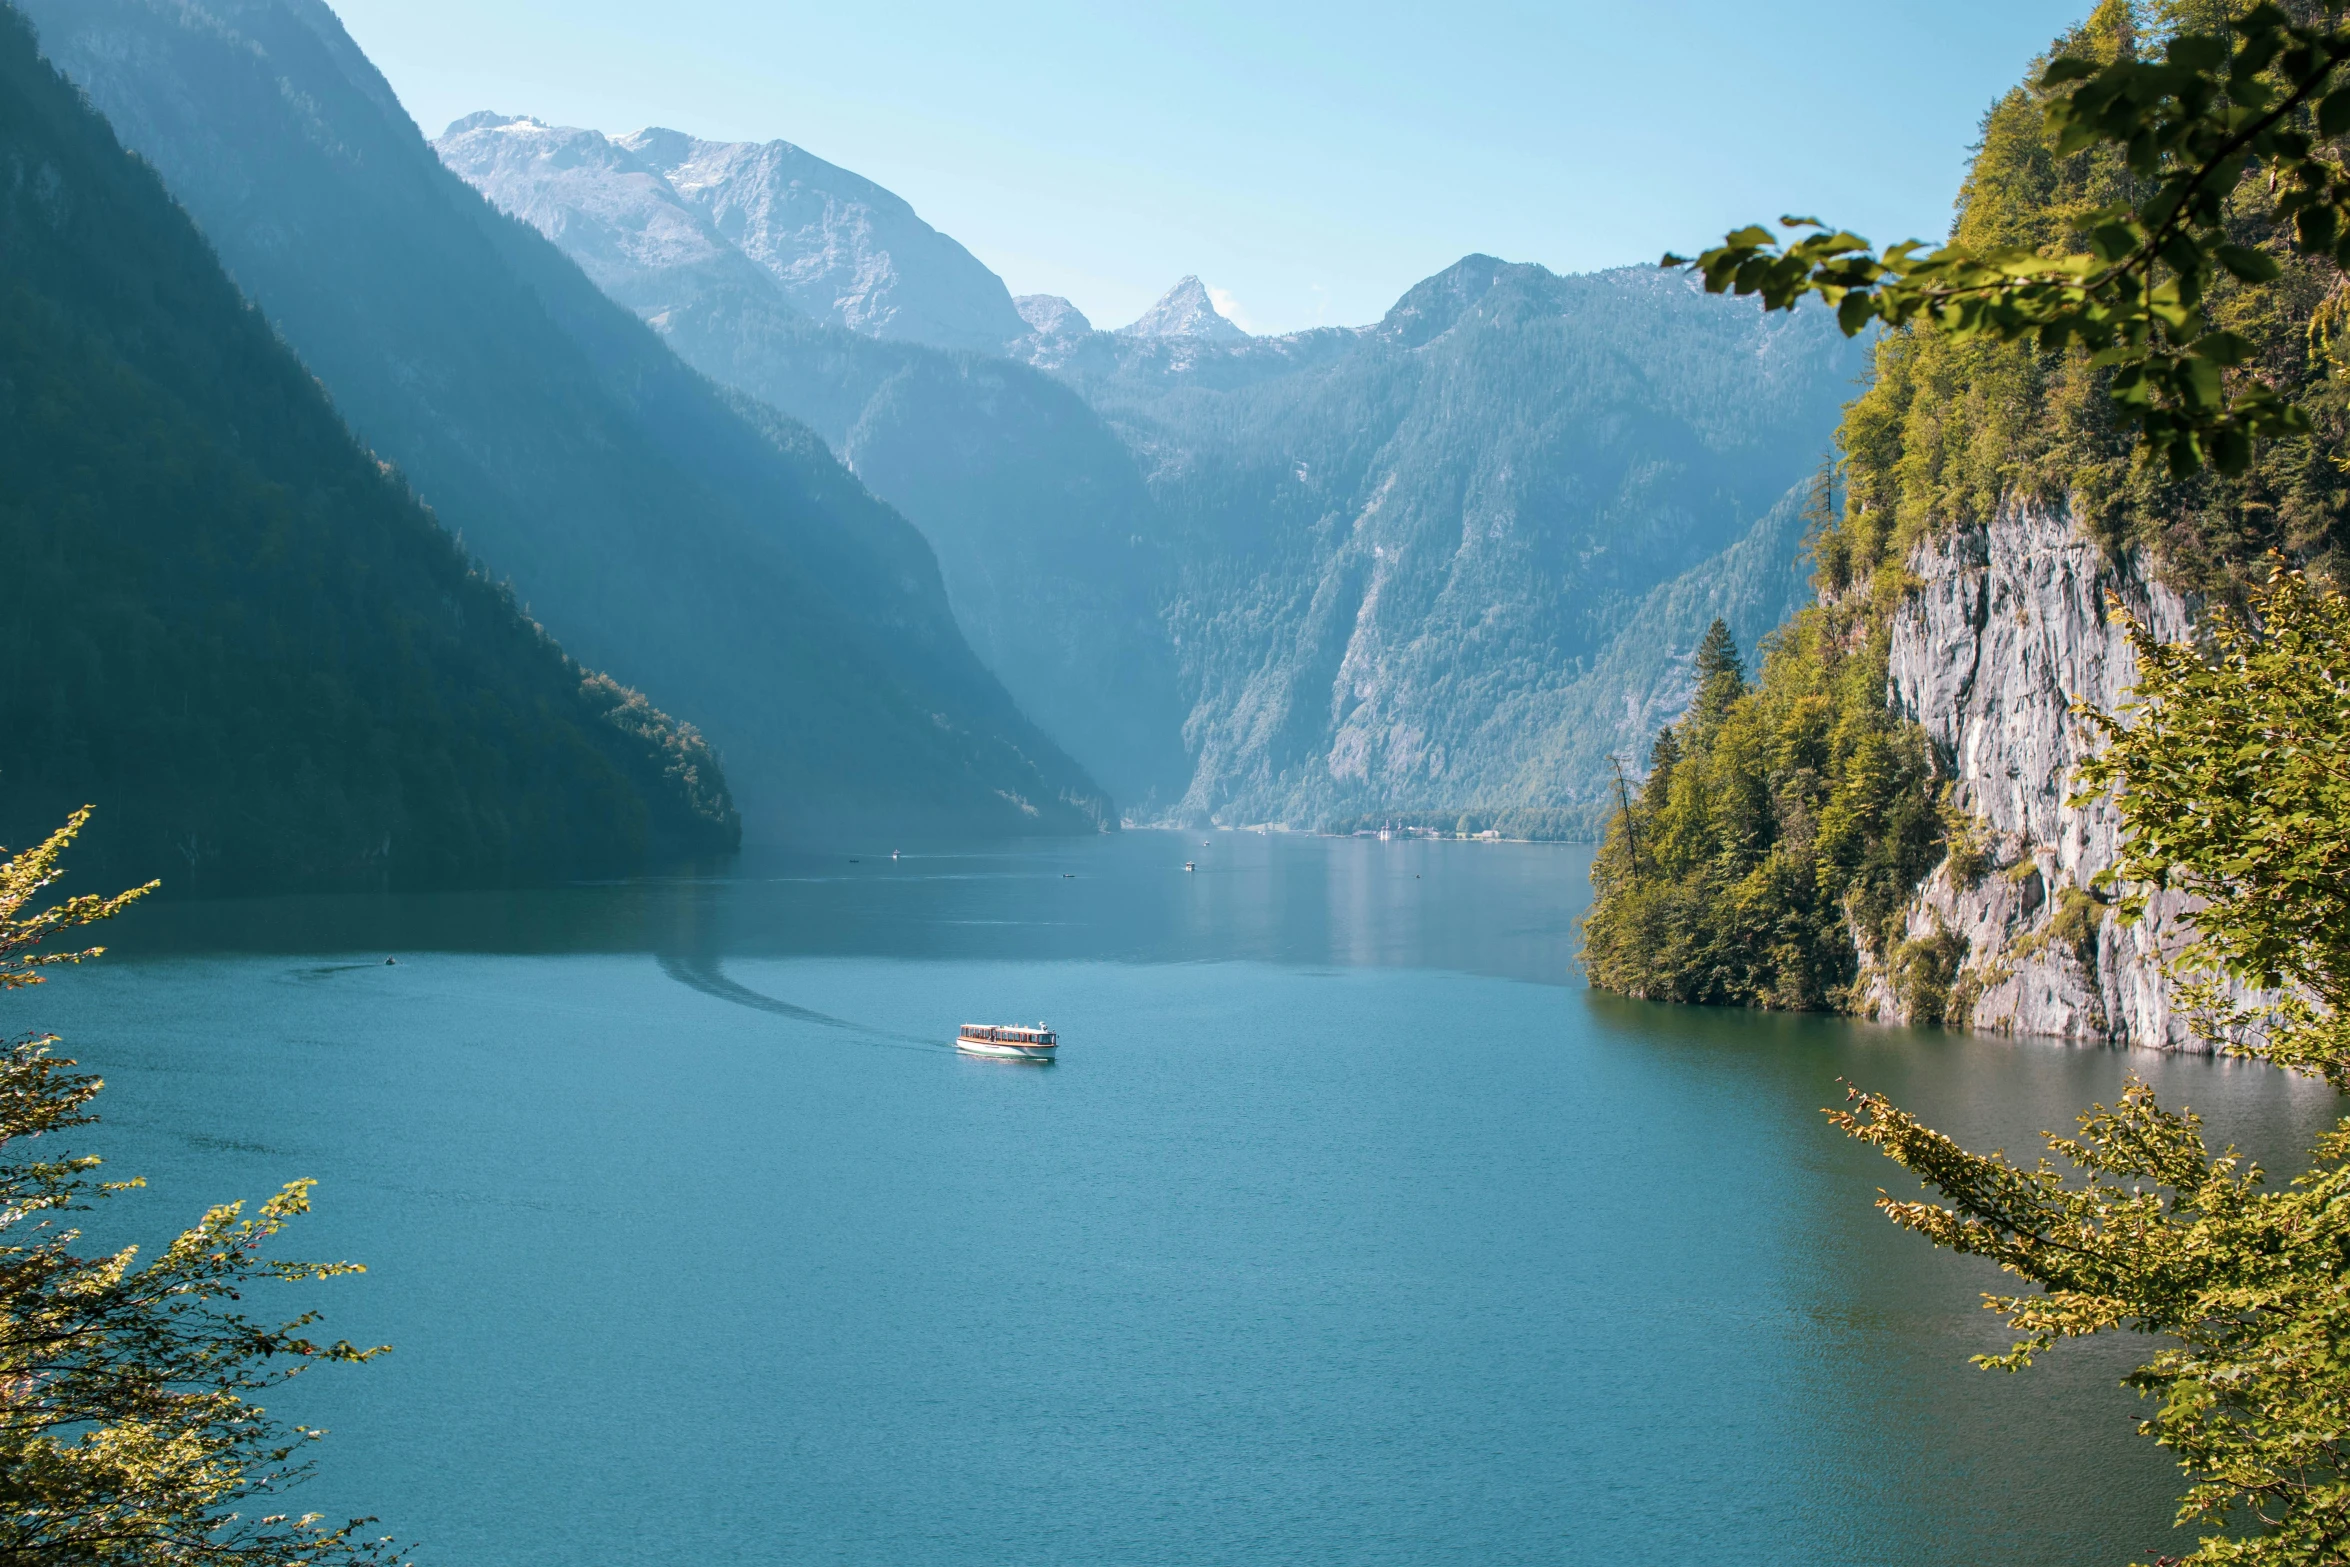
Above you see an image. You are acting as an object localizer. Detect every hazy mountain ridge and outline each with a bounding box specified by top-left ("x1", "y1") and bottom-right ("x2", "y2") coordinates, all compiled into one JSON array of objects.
[
  {"x1": 432, "y1": 100, "x2": 1861, "y2": 834},
  {"x1": 23, "y1": 0, "x2": 1112, "y2": 840},
  {"x1": 434, "y1": 111, "x2": 1194, "y2": 808},
  {"x1": 437, "y1": 113, "x2": 787, "y2": 326},
  {"x1": 0, "y1": 2, "x2": 737, "y2": 891}
]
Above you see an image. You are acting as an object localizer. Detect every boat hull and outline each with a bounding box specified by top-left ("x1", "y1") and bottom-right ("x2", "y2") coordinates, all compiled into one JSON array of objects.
[{"x1": 955, "y1": 1036, "x2": 1057, "y2": 1062}]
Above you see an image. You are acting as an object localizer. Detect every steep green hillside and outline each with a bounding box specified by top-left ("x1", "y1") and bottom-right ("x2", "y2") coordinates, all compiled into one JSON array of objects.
[
  {"x1": 21, "y1": 0, "x2": 1110, "y2": 840},
  {"x1": 1833, "y1": 0, "x2": 2350, "y2": 592},
  {"x1": 0, "y1": 4, "x2": 736, "y2": 893}
]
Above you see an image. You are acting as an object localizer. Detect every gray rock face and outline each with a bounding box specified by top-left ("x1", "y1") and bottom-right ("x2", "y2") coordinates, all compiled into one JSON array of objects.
[
  {"x1": 1858, "y1": 502, "x2": 2206, "y2": 1046},
  {"x1": 620, "y1": 128, "x2": 1030, "y2": 353},
  {"x1": 1119, "y1": 276, "x2": 1247, "y2": 342},
  {"x1": 434, "y1": 114, "x2": 792, "y2": 324}
]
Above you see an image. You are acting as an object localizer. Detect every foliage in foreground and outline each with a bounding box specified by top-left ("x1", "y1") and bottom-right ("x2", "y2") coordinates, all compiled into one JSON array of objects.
[
  {"x1": 1841, "y1": 558, "x2": 2350, "y2": 1566},
  {"x1": 1825, "y1": 0, "x2": 2350, "y2": 602},
  {"x1": 2079, "y1": 559, "x2": 2350, "y2": 1083},
  {"x1": 0, "y1": 812, "x2": 400, "y2": 1566},
  {"x1": 1676, "y1": 0, "x2": 2350, "y2": 481}
]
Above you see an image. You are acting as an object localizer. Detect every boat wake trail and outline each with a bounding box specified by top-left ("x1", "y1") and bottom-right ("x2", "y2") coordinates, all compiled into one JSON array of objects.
[{"x1": 654, "y1": 954, "x2": 943, "y2": 1052}]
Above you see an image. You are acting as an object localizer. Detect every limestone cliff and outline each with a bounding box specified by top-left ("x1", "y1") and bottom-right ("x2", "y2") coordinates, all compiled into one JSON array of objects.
[{"x1": 1855, "y1": 504, "x2": 2209, "y2": 1047}]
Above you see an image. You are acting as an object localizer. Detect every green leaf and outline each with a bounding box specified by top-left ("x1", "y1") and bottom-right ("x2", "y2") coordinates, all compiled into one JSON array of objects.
[
  {"x1": 2214, "y1": 244, "x2": 2283, "y2": 283},
  {"x1": 2168, "y1": 33, "x2": 2228, "y2": 73},
  {"x1": 2192, "y1": 330, "x2": 2255, "y2": 365}
]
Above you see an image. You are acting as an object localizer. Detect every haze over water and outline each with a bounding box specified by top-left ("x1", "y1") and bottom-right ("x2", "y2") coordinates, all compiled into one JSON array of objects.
[{"x1": 44, "y1": 833, "x2": 2341, "y2": 1565}]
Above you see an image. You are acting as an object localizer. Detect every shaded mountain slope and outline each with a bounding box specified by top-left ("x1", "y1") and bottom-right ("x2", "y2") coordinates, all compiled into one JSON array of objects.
[
  {"x1": 21, "y1": 0, "x2": 1109, "y2": 840},
  {"x1": 435, "y1": 113, "x2": 1190, "y2": 807},
  {"x1": 0, "y1": 3, "x2": 736, "y2": 893}
]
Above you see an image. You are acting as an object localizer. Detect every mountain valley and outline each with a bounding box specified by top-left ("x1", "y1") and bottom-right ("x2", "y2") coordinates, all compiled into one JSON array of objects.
[{"x1": 433, "y1": 113, "x2": 1866, "y2": 832}]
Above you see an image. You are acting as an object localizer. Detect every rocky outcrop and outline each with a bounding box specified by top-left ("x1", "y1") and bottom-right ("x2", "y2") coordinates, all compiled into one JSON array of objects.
[{"x1": 1855, "y1": 503, "x2": 2208, "y2": 1047}]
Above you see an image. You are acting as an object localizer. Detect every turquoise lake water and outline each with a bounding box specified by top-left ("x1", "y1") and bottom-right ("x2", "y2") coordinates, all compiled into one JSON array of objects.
[{"x1": 34, "y1": 830, "x2": 2344, "y2": 1565}]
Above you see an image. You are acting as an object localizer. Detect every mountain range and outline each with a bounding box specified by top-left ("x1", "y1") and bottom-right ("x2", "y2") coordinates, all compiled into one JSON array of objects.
[
  {"x1": 433, "y1": 110, "x2": 1866, "y2": 832},
  {"x1": 1039, "y1": 259, "x2": 1861, "y2": 831},
  {"x1": 10, "y1": 0, "x2": 1865, "y2": 860}
]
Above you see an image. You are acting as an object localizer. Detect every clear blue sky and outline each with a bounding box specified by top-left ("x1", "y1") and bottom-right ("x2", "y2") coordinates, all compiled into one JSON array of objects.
[{"x1": 331, "y1": 0, "x2": 2087, "y2": 335}]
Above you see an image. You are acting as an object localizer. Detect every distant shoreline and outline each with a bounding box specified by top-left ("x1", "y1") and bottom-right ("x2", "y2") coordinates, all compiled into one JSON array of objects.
[{"x1": 1122, "y1": 820, "x2": 1592, "y2": 846}]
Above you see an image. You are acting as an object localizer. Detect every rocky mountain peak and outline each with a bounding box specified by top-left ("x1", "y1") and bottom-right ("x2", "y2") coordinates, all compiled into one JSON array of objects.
[
  {"x1": 607, "y1": 128, "x2": 1029, "y2": 353},
  {"x1": 1014, "y1": 293, "x2": 1091, "y2": 340},
  {"x1": 617, "y1": 125, "x2": 697, "y2": 168},
  {"x1": 1373, "y1": 254, "x2": 1544, "y2": 348},
  {"x1": 442, "y1": 110, "x2": 538, "y2": 137},
  {"x1": 1120, "y1": 276, "x2": 1248, "y2": 342}
]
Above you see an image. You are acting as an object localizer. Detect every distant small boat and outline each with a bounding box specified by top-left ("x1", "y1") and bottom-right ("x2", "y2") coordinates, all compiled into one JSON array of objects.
[
  {"x1": 1184, "y1": 861, "x2": 1196, "y2": 872},
  {"x1": 956, "y1": 1022, "x2": 1057, "y2": 1062}
]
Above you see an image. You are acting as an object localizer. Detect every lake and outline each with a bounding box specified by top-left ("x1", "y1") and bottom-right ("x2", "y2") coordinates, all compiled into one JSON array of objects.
[{"x1": 36, "y1": 830, "x2": 2342, "y2": 1565}]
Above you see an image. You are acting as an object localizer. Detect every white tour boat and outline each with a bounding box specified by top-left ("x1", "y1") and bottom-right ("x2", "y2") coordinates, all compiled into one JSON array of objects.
[{"x1": 955, "y1": 1022, "x2": 1058, "y2": 1062}]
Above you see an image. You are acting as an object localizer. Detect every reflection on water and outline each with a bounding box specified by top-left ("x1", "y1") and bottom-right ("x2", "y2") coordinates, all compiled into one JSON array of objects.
[
  {"x1": 113, "y1": 830, "x2": 1589, "y2": 987},
  {"x1": 38, "y1": 831, "x2": 2343, "y2": 1567}
]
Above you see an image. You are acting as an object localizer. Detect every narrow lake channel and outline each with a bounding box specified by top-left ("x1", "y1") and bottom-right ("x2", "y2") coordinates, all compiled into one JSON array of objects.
[{"x1": 43, "y1": 831, "x2": 2340, "y2": 1566}]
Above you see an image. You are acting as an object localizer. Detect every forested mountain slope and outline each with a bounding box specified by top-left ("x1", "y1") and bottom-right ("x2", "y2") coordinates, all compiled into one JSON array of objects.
[
  {"x1": 434, "y1": 114, "x2": 1189, "y2": 807},
  {"x1": 1583, "y1": 8, "x2": 2350, "y2": 1041},
  {"x1": 0, "y1": 4, "x2": 735, "y2": 893},
  {"x1": 1042, "y1": 258, "x2": 1868, "y2": 832},
  {"x1": 19, "y1": 0, "x2": 1109, "y2": 840}
]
